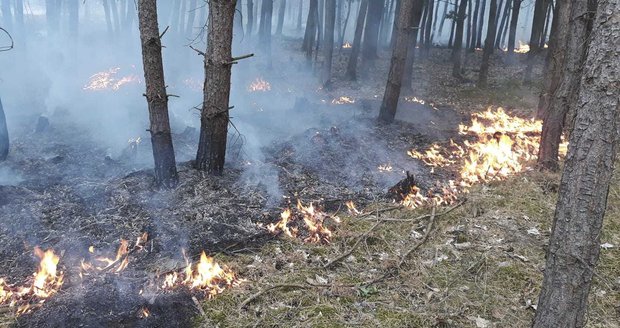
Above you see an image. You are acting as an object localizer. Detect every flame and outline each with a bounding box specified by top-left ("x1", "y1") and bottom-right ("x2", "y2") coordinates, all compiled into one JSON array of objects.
[
  {"x1": 378, "y1": 164, "x2": 393, "y2": 172},
  {"x1": 404, "y1": 96, "x2": 426, "y2": 105},
  {"x1": 80, "y1": 233, "x2": 148, "y2": 275},
  {"x1": 140, "y1": 307, "x2": 150, "y2": 318},
  {"x1": 404, "y1": 108, "x2": 569, "y2": 208},
  {"x1": 331, "y1": 96, "x2": 355, "y2": 105},
  {"x1": 342, "y1": 42, "x2": 352, "y2": 49},
  {"x1": 248, "y1": 77, "x2": 271, "y2": 92},
  {"x1": 265, "y1": 200, "x2": 340, "y2": 243},
  {"x1": 162, "y1": 250, "x2": 238, "y2": 298},
  {"x1": 345, "y1": 201, "x2": 361, "y2": 215},
  {"x1": 514, "y1": 41, "x2": 530, "y2": 54},
  {"x1": 0, "y1": 248, "x2": 64, "y2": 315},
  {"x1": 83, "y1": 67, "x2": 140, "y2": 91}
]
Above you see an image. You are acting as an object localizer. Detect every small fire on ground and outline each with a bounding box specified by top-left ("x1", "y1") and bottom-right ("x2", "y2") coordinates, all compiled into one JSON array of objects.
[
  {"x1": 162, "y1": 250, "x2": 240, "y2": 298},
  {"x1": 342, "y1": 42, "x2": 352, "y2": 49},
  {"x1": 405, "y1": 107, "x2": 568, "y2": 208},
  {"x1": 264, "y1": 200, "x2": 341, "y2": 243},
  {"x1": 80, "y1": 232, "x2": 149, "y2": 277},
  {"x1": 248, "y1": 77, "x2": 271, "y2": 92},
  {"x1": 331, "y1": 96, "x2": 355, "y2": 105},
  {"x1": 0, "y1": 248, "x2": 63, "y2": 314},
  {"x1": 83, "y1": 67, "x2": 141, "y2": 91}
]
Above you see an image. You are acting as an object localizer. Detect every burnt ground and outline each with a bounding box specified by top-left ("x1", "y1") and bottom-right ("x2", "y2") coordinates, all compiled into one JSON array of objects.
[{"x1": 1, "y1": 40, "x2": 617, "y2": 327}]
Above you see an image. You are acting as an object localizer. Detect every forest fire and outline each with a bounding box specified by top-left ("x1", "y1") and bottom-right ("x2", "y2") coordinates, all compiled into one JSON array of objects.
[
  {"x1": 161, "y1": 250, "x2": 238, "y2": 298},
  {"x1": 514, "y1": 41, "x2": 530, "y2": 54},
  {"x1": 80, "y1": 233, "x2": 149, "y2": 277},
  {"x1": 83, "y1": 67, "x2": 141, "y2": 91},
  {"x1": 342, "y1": 42, "x2": 352, "y2": 49},
  {"x1": 247, "y1": 77, "x2": 271, "y2": 92},
  {"x1": 331, "y1": 96, "x2": 355, "y2": 104},
  {"x1": 0, "y1": 248, "x2": 63, "y2": 314},
  {"x1": 265, "y1": 200, "x2": 340, "y2": 243},
  {"x1": 409, "y1": 108, "x2": 566, "y2": 189}
]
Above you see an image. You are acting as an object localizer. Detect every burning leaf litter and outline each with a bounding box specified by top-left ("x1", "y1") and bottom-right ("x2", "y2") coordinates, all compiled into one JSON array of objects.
[
  {"x1": 80, "y1": 232, "x2": 149, "y2": 277},
  {"x1": 264, "y1": 200, "x2": 341, "y2": 243},
  {"x1": 247, "y1": 77, "x2": 271, "y2": 92},
  {"x1": 0, "y1": 248, "x2": 63, "y2": 314},
  {"x1": 331, "y1": 96, "x2": 355, "y2": 105},
  {"x1": 83, "y1": 67, "x2": 141, "y2": 91}
]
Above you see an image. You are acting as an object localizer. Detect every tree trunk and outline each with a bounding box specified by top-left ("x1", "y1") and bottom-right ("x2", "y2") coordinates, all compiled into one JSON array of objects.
[
  {"x1": 537, "y1": 0, "x2": 596, "y2": 171},
  {"x1": 402, "y1": 0, "x2": 426, "y2": 91},
  {"x1": 423, "y1": 0, "x2": 434, "y2": 54},
  {"x1": 109, "y1": 0, "x2": 121, "y2": 35},
  {"x1": 0, "y1": 96, "x2": 8, "y2": 162},
  {"x1": 506, "y1": 0, "x2": 522, "y2": 59},
  {"x1": 322, "y1": 0, "x2": 336, "y2": 86},
  {"x1": 297, "y1": 0, "x2": 303, "y2": 30},
  {"x1": 476, "y1": 0, "x2": 486, "y2": 47},
  {"x1": 302, "y1": 0, "x2": 318, "y2": 60},
  {"x1": 195, "y1": 0, "x2": 237, "y2": 175},
  {"x1": 539, "y1": 0, "x2": 553, "y2": 49},
  {"x1": 276, "y1": 0, "x2": 286, "y2": 35},
  {"x1": 533, "y1": 1, "x2": 619, "y2": 325},
  {"x1": 345, "y1": 0, "x2": 367, "y2": 79},
  {"x1": 362, "y1": 0, "x2": 384, "y2": 61},
  {"x1": 378, "y1": 0, "x2": 416, "y2": 123},
  {"x1": 469, "y1": 0, "x2": 481, "y2": 50},
  {"x1": 495, "y1": 0, "x2": 511, "y2": 48},
  {"x1": 259, "y1": 0, "x2": 273, "y2": 61},
  {"x1": 336, "y1": 0, "x2": 343, "y2": 42},
  {"x1": 339, "y1": 0, "x2": 352, "y2": 48},
  {"x1": 451, "y1": 0, "x2": 468, "y2": 77},
  {"x1": 137, "y1": 0, "x2": 179, "y2": 188},
  {"x1": 523, "y1": 0, "x2": 547, "y2": 82},
  {"x1": 318, "y1": 0, "x2": 324, "y2": 44},
  {"x1": 478, "y1": 0, "x2": 497, "y2": 87},
  {"x1": 247, "y1": 0, "x2": 254, "y2": 36},
  {"x1": 390, "y1": 0, "x2": 402, "y2": 48},
  {"x1": 448, "y1": 0, "x2": 457, "y2": 47},
  {"x1": 437, "y1": 0, "x2": 448, "y2": 40}
]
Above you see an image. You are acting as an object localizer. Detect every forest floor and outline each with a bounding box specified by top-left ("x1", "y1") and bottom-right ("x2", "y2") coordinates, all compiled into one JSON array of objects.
[{"x1": 0, "y1": 40, "x2": 618, "y2": 328}]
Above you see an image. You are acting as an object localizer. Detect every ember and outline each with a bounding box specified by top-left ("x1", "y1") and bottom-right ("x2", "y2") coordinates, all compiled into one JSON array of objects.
[
  {"x1": 83, "y1": 67, "x2": 141, "y2": 91},
  {"x1": 265, "y1": 200, "x2": 340, "y2": 243},
  {"x1": 80, "y1": 232, "x2": 149, "y2": 276},
  {"x1": 162, "y1": 250, "x2": 239, "y2": 298},
  {"x1": 248, "y1": 77, "x2": 271, "y2": 92},
  {"x1": 345, "y1": 201, "x2": 361, "y2": 215},
  {"x1": 514, "y1": 41, "x2": 530, "y2": 54},
  {"x1": 0, "y1": 248, "x2": 64, "y2": 314},
  {"x1": 342, "y1": 42, "x2": 352, "y2": 49}
]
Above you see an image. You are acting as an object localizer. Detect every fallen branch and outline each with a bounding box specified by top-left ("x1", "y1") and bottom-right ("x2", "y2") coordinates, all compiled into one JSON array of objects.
[
  {"x1": 399, "y1": 206, "x2": 436, "y2": 267},
  {"x1": 323, "y1": 219, "x2": 383, "y2": 269},
  {"x1": 238, "y1": 283, "x2": 310, "y2": 310}
]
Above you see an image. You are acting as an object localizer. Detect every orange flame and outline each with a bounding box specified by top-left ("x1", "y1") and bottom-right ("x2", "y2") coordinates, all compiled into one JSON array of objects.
[
  {"x1": 248, "y1": 77, "x2": 271, "y2": 92},
  {"x1": 83, "y1": 67, "x2": 140, "y2": 91},
  {"x1": 265, "y1": 200, "x2": 340, "y2": 243}
]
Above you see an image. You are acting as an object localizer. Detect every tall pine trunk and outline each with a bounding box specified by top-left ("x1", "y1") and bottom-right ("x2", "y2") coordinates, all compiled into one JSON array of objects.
[
  {"x1": 346, "y1": 0, "x2": 368, "y2": 79},
  {"x1": 322, "y1": 0, "x2": 336, "y2": 86},
  {"x1": 196, "y1": 0, "x2": 237, "y2": 174},
  {"x1": 533, "y1": 1, "x2": 619, "y2": 325},
  {"x1": 137, "y1": 0, "x2": 178, "y2": 188},
  {"x1": 478, "y1": 0, "x2": 497, "y2": 87},
  {"x1": 537, "y1": 0, "x2": 596, "y2": 170},
  {"x1": 362, "y1": 0, "x2": 384, "y2": 61},
  {"x1": 402, "y1": 0, "x2": 426, "y2": 91},
  {"x1": 276, "y1": 0, "x2": 286, "y2": 35},
  {"x1": 523, "y1": 0, "x2": 548, "y2": 82},
  {"x1": 451, "y1": 0, "x2": 468, "y2": 77},
  {"x1": 247, "y1": 0, "x2": 254, "y2": 36},
  {"x1": 378, "y1": 0, "x2": 416, "y2": 123},
  {"x1": 506, "y1": 0, "x2": 522, "y2": 59},
  {"x1": 0, "y1": 97, "x2": 8, "y2": 162},
  {"x1": 476, "y1": 0, "x2": 487, "y2": 48}
]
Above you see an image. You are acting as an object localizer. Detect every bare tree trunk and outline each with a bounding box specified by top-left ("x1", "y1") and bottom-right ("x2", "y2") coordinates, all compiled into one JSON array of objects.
[
  {"x1": 523, "y1": 0, "x2": 547, "y2": 83},
  {"x1": 476, "y1": 0, "x2": 486, "y2": 47},
  {"x1": 437, "y1": 0, "x2": 449, "y2": 40},
  {"x1": 0, "y1": 97, "x2": 8, "y2": 162},
  {"x1": 195, "y1": 0, "x2": 237, "y2": 175},
  {"x1": 390, "y1": 0, "x2": 402, "y2": 48},
  {"x1": 378, "y1": 0, "x2": 416, "y2": 123},
  {"x1": 336, "y1": 0, "x2": 343, "y2": 42},
  {"x1": 537, "y1": 0, "x2": 596, "y2": 171},
  {"x1": 247, "y1": 0, "x2": 254, "y2": 36},
  {"x1": 102, "y1": 0, "x2": 113, "y2": 36},
  {"x1": 533, "y1": 1, "x2": 619, "y2": 325},
  {"x1": 448, "y1": 0, "x2": 458, "y2": 47},
  {"x1": 109, "y1": 0, "x2": 121, "y2": 35},
  {"x1": 539, "y1": 0, "x2": 553, "y2": 48},
  {"x1": 362, "y1": 0, "x2": 384, "y2": 61},
  {"x1": 322, "y1": 0, "x2": 336, "y2": 86},
  {"x1": 259, "y1": 0, "x2": 274, "y2": 61},
  {"x1": 495, "y1": 0, "x2": 511, "y2": 48},
  {"x1": 137, "y1": 0, "x2": 179, "y2": 188},
  {"x1": 451, "y1": 0, "x2": 468, "y2": 77},
  {"x1": 302, "y1": 0, "x2": 318, "y2": 60},
  {"x1": 318, "y1": 0, "x2": 324, "y2": 44},
  {"x1": 506, "y1": 0, "x2": 522, "y2": 60},
  {"x1": 345, "y1": 0, "x2": 367, "y2": 79},
  {"x1": 276, "y1": 0, "x2": 286, "y2": 35},
  {"x1": 339, "y1": 0, "x2": 352, "y2": 48},
  {"x1": 297, "y1": 0, "x2": 303, "y2": 30},
  {"x1": 478, "y1": 0, "x2": 497, "y2": 87},
  {"x1": 469, "y1": 0, "x2": 481, "y2": 50},
  {"x1": 402, "y1": 0, "x2": 426, "y2": 91},
  {"x1": 423, "y1": 0, "x2": 434, "y2": 54}
]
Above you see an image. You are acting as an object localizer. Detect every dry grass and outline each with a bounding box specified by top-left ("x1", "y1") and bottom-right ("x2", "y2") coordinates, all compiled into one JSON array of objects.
[{"x1": 190, "y1": 170, "x2": 620, "y2": 328}]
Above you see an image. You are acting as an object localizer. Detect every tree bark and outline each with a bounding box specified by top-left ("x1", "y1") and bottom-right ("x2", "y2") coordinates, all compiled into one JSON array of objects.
[
  {"x1": 302, "y1": 0, "x2": 318, "y2": 60},
  {"x1": 339, "y1": 0, "x2": 352, "y2": 48},
  {"x1": 345, "y1": 0, "x2": 368, "y2": 80},
  {"x1": 378, "y1": 0, "x2": 416, "y2": 123},
  {"x1": 362, "y1": 0, "x2": 384, "y2": 61},
  {"x1": 423, "y1": 0, "x2": 434, "y2": 54},
  {"x1": 195, "y1": 0, "x2": 237, "y2": 175},
  {"x1": 469, "y1": 0, "x2": 481, "y2": 50},
  {"x1": 402, "y1": 0, "x2": 425, "y2": 91},
  {"x1": 322, "y1": 0, "x2": 336, "y2": 86},
  {"x1": 297, "y1": 0, "x2": 303, "y2": 30},
  {"x1": 0, "y1": 96, "x2": 8, "y2": 162},
  {"x1": 533, "y1": 1, "x2": 620, "y2": 325},
  {"x1": 137, "y1": 0, "x2": 179, "y2": 188},
  {"x1": 476, "y1": 0, "x2": 487, "y2": 48},
  {"x1": 523, "y1": 0, "x2": 547, "y2": 83},
  {"x1": 506, "y1": 0, "x2": 522, "y2": 59},
  {"x1": 247, "y1": 0, "x2": 255, "y2": 36},
  {"x1": 478, "y1": 0, "x2": 497, "y2": 87},
  {"x1": 495, "y1": 0, "x2": 511, "y2": 48},
  {"x1": 537, "y1": 0, "x2": 597, "y2": 171},
  {"x1": 276, "y1": 0, "x2": 286, "y2": 35},
  {"x1": 451, "y1": 0, "x2": 468, "y2": 77},
  {"x1": 437, "y1": 0, "x2": 448, "y2": 40}
]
